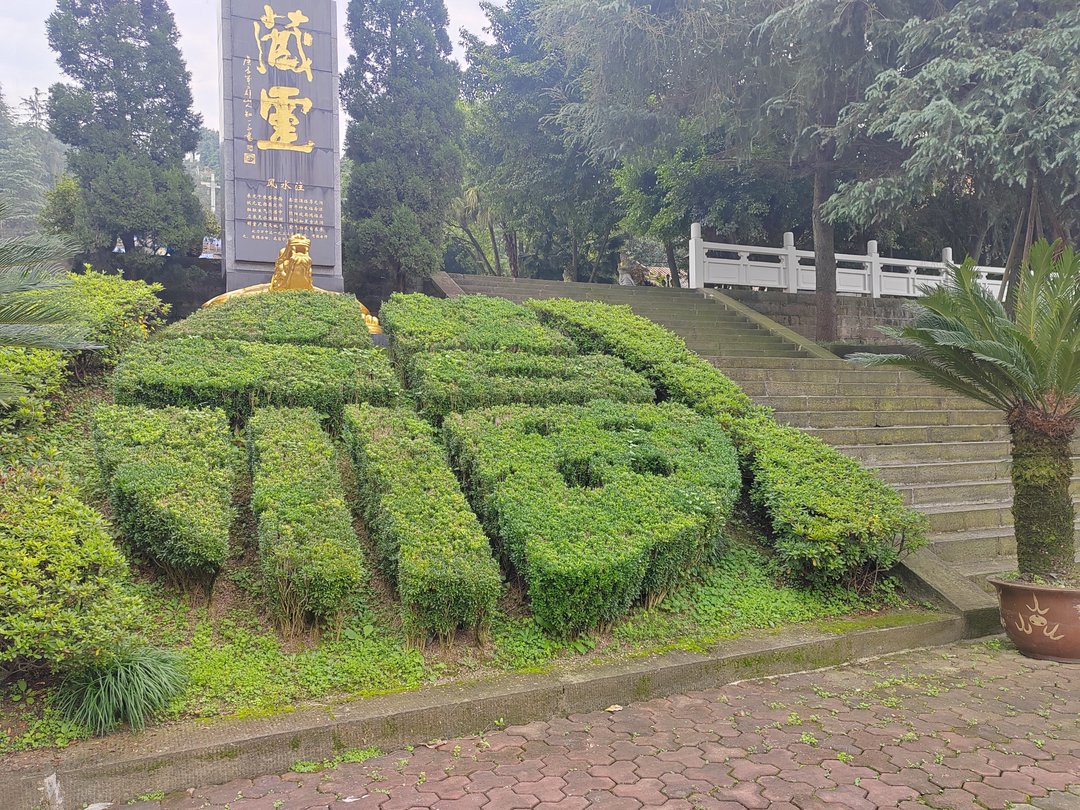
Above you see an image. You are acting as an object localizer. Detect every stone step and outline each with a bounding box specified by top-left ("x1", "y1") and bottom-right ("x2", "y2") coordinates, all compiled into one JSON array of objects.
[
  {"x1": 931, "y1": 527, "x2": 1020, "y2": 563},
  {"x1": 930, "y1": 525, "x2": 1080, "y2": 564},
  {"x1": 838, "y1": 440, "x2": 1014, "y2": 464},
  {"x1": 645, "y1": 325, "x2": 774, "y2": 338},
  {"x1": 694, "y1": 347, "x2": 808, "y2": 358},
  {"x1": 756, "y1": 394, "x2": 987, "y2": 412},
  {"x1": 721, "y1": 367, "x2": 914, "y2": 383},
  {"x1": 773, "y1": 410, "x2": 1002, "y2": 429},
  {"x1": 709, "y1": 357, "x2": 855, "y2": 370},
  {"x1": 957, "y1": 551, "x2": 1080, "y2": 593},
  {"x1": 678, "y1": 336, "x2": 790, "y2": 349},
  {"x1": 923, "y1": 501, "x2": 1015, "y2": 533},
  {"x1": 896, "y1": 479, "x2": 1016, "y2": 507},
  {"x1": 895, "y1": 478, "x2": 1080, "y2": 507},
  {"x1": 737, "y1": 380, "x2": 966, "y2": 397},
  {"x1": 874, "y1": 459, "x2": 1013, "y2": 485},
  {"x1": 805, "y1": 424, "x2": 1009, "y2": 446}
]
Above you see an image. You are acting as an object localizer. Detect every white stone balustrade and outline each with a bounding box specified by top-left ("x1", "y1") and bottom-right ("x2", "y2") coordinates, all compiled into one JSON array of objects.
[{"x1": 688, "y1": 223, "x2": 1005, "y2": 298}]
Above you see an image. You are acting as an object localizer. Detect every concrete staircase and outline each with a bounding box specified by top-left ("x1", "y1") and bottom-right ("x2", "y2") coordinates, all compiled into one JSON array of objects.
[{"x1": 446, "y1": 274, "x2": 1080, "y2": 587}]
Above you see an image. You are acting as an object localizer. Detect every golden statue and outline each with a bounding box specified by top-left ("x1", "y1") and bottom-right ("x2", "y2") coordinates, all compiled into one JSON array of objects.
[
  {"x1": 269, "y1": 233, "x2": 313, "y2": 290},
  {"x1": 202, "y1": 234, "x2": 382, "y2": 334}
]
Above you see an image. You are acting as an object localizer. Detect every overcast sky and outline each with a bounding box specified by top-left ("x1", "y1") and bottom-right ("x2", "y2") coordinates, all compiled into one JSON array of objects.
[{"x1": 1, "y1": 1, "x2": 491, "y2": 130}]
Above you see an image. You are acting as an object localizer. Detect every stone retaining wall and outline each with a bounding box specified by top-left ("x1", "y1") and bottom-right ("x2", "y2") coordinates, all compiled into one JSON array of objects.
[{"x1": 721, "y1": 289, "x2": 915, "y2": 344}]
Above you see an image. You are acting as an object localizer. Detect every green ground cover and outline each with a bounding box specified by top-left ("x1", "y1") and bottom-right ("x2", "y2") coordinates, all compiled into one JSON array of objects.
[
  {"x1": 379, "y1": 293, "x2": 577, "y2": 361},
  {"x1": 445, "y1": 400, "x2": 742, "y2": 633},
  {"x1": 92, "y1": 405, "x2": 240, "y2": 587},
  {"x1": 248, "y1": 407, "x2": 367, "y2": 632},
  {"x1": 406, "y1": 349, "x2": 654, "y2": 421},
  {"x1": 160, "y1": 291, "x2": 372, "y2": 348},
  {"x1": 113, "y1": 337, "x2": 400, "y2": 425},
  {"x1": 344, "y1": 404, "x2": 502, "y2": 640},
  {"x1": 529, "y1": 298, "x2": 927, "y2": 588}
]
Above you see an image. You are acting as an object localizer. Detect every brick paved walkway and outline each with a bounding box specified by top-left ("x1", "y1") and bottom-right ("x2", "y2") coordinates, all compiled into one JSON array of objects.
[{"x1": 139, "y1": 640, "x2": 1079, "y2": 810}]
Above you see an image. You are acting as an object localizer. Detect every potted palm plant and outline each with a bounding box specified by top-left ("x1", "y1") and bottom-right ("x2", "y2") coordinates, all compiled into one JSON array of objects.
[{"x1": 857, "y1": 239, "x2": 1079, "y2": 662}]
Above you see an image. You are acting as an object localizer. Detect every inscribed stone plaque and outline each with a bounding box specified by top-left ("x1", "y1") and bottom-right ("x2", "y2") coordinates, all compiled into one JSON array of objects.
[{"x1": 220, "y1": 0, "x2": 343, "y2": 291}]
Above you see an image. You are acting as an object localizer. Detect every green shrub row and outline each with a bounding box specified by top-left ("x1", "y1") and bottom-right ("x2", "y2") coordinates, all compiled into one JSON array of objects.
[
  {"x1": 529, "y1": 298, "x2": 926, "y2": 587},
  {"x1": 92, "y1": 405, "x2": 240, "y2": 585},
  {"x1": 343, "y1": 405, "x2": 502, "y2": 640},
  {"x1": 248, "y1": 407, "x2": 366, "y2": 632},
  {"x1": 112, "y1": 337, "x2": 400, "y2": 425},
  {"x1": 59, "y1": 269, "x2": 170, "y2": 368},
  {"x1": 528, "y1": 299, "x2": 754, "y2": 418},
  {"x1": 0, "y1": 347, "x2": 66, "y2": 443},
  {"x1": 379, "y1": 293, "x2": 577, "y2": 362},
  {"x1": 405, "y1": 350, "x2": 655, "y2": 421},
  {"x1": 732, "y1": 412, "x2": 926, "y2": 587},
  {"x1": 444, "y1": 400, "x2": 740, "y2": 634},
  {"x1": 0, "y1": 465, "x2": 143, "y2": 674},
  {"x1": 160, "y1": 290, "x2": 372, "y2": 349}
]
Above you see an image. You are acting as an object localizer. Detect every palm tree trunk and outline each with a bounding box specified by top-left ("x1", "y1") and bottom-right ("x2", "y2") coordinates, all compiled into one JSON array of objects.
[{"x1": 1009, "y1": 416, "x2": 1077, "y2": 580}]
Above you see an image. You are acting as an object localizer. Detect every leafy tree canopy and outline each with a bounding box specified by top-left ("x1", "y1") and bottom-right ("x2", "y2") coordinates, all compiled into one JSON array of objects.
[
  {"x1": 828, "y1": 0, "x2": 1080, "y2": 266},
  {"x1": 46, "y1": 0, "x2": 204, "y2": 255},
  {"x1": 342, "y1": 0, "x2": 464, "y2": 290}
]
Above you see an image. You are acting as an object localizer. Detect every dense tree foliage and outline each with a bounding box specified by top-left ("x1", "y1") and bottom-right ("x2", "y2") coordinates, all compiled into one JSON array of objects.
[
  {"x1": 827, "y1": 0, "x2": 1080, "y2": 285},
  {"x1": 46, "y1": 0, "x2": 204, "y2": 255},
  {"x1": 458, "y1": 0, "x2": 620, "y2": 282},
  {"x1": 0, "y1": 87, "x2": 66, "y2": 239},
  {"x1": 342, "y1": 0, "x2": 463, "y2": 292},
  {"x1": 534, "y1": 0, "x2": 940, "y2": 338}
]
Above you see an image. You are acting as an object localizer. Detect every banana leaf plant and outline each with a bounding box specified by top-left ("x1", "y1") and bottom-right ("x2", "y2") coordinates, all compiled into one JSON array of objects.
[{"x1": 856, "y1": 239, "x2": 1079, "y2": 583}]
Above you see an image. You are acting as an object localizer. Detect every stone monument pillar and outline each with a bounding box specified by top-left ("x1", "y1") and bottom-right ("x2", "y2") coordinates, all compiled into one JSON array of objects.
[{"x1": 219, "y1": 0, "x2": 344, "y2": 291}]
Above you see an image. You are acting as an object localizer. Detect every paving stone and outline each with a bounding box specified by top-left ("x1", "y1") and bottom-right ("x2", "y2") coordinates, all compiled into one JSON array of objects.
[{"x1": 132, "y1": 640, "x2": 1080, "y2": 810}]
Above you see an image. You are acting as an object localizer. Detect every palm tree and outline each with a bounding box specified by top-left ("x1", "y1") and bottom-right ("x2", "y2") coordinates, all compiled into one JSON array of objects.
[
  {"x1": 856, "y1": 239, "x2": 1079, "y2": 583},
  {"x1": 0, "y1": 199, "x2": 90, "y2": 405}
]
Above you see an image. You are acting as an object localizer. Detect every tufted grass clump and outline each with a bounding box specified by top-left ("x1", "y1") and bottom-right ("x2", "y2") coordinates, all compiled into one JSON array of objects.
[{"x1": 55, "y1": 643, "x2": 187, "y2": 735}]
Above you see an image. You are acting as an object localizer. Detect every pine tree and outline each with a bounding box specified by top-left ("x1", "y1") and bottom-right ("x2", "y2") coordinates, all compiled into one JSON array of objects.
[
  {"x1": 341, "y1": 0, "x2": 463, "y2": 291},
  {"x1": 46, "y1": 0, "x2": 203, "y2": 255}
]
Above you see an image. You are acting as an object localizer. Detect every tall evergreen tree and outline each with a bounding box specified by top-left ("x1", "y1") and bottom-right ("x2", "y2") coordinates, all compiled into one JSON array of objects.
[
  {"x1": 46, "y1": 0, "x2": 204, "y2": 255},
  {"x1": 342, "y1": 0, "x2": 463, "y2": 291},
  {"x1": 827, "y1": 0, "x2": 1080, "y2": 287},
  {"x1": 0, "y1": 88, "x2": 49, "y2": 239},
  {"x1": 462, "y1": 0, "x2": 621, "y2": 283}
]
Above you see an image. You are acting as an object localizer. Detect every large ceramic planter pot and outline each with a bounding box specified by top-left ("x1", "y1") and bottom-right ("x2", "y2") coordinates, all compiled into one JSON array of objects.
[{"x1": 988, "y1": 577, "x2": 1080, "y2": 663}]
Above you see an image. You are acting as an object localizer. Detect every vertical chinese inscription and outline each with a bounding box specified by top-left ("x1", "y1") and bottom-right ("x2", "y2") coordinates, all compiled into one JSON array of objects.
[{"x1": 221, "y1": 0, "x2": 341, "y2": 288}]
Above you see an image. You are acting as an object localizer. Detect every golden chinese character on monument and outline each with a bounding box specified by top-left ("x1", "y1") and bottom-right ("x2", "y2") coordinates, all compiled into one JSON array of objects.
[
  {"x1": 257, "y1": 87, "x2": 315, "y2": 153},
  {"x1": 254, "y1": 5, "x2": 314, "y2": 81}
]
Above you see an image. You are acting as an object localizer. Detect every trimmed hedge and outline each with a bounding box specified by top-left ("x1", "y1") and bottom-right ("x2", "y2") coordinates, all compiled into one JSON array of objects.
[
  {"x1": 379, "y1": 293, "x2": 577, "y2": 362},
  {"x1": 406, "y1": 350, "x2": 655, "y2": 420},
  {"x1": 732, "y1": 413, "x2": 925, "y2": 587},
  {"x1": 444, "y1": 400, "x2": 740, "y2": 634},
  {"x1": 529, "y1": 298, "x2": 927, "y2": 588},
  {"x1": 343, "y1": 405, "x2": 501, "y2": 640},
  {"x1": 113, "y1": 337, "x2": 400, "y2": 425},
  {"x1": 248, "y1": 407, "x2": 366, "y2": 632},
  {"x1": 0, "y1": 465, "x2": 143, "y2": 673},
  {"x1": 93, "y1": 405, "x2": 240, "y2": 585},
  {"x1": 160, "y1": 290, "x2": 372, "y2": 349}
]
